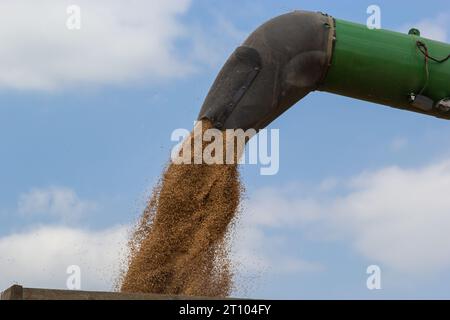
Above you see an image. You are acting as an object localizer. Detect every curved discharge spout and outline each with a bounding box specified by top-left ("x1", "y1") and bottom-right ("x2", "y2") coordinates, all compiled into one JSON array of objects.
[{"x1": 198, "y1": 11, "x2": 450, "y2": 130}]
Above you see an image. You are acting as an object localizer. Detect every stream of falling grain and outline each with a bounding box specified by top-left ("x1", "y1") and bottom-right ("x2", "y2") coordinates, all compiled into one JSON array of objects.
[{"x1": 120, "y1": 120, "x2": 242, "y2": 297}]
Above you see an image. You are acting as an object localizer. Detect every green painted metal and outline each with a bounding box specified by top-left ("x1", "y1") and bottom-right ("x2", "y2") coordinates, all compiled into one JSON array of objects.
[{"x1": 321, "y1": 19, "x2": 450, "y2": 119}]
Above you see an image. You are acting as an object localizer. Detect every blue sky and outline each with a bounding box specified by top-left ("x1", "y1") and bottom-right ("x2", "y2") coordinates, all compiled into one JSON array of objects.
[{"x1": 1, "y1": 0, "x2": 450, "y2": 299}]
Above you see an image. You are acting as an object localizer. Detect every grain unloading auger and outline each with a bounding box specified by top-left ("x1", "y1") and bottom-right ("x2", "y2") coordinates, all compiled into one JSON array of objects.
[{"x1": 198, "y1": 11, "x2": 450, "y2": 130}]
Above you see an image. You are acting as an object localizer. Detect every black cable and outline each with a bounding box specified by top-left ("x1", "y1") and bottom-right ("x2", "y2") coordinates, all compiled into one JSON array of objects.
[
  {"x1": 417, "y1": 41, "x2": 450, "y2": 63},
  {"x1": 416, "y1": 41, "x2": 430, "y2": 95},
  {"x1": 415, "y1": 41, "x2": 450, "y2": 96}
]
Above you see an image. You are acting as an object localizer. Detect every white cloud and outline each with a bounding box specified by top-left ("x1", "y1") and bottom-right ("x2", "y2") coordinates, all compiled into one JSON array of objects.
[
  {"x1": 390, "y1": 137, "x2": 408, "y2": 152},
  {"x1": 231, "y1": 189, "x2": 325, "y2": 277},
  {"x1": 8, "y1": 158, "x2": 450, "y2": 293},
  {"x1": 9, "y1": 159, "x2": 450, "y2": 293},
  {"x1": 331, "y1": 161, "x2": 450, "y2": 274},
  {"x1": 242, "y1": 187, "x2": 322, "y2": 228},
  {"x1": 18, "y1": 186, "x2": 96, "y2": 222},
  {"x1": 239, "y1": 159, "x2": 450, "y2": 276},
  {"x1": 318, "y1": 177, "x2": 339, "y2": 192},
  {"x1": 231, "y1": 223, "x2": 324, "y2": 276},
  {"x1": 0, "y1": 225, "x2": 128, "y2": 291},
  {"x1": 0, "y1": 0, "x2": 192, "y2": 90},
  {"x1": 401, "y1": 14, "x2": 449, "y2": 42}
]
